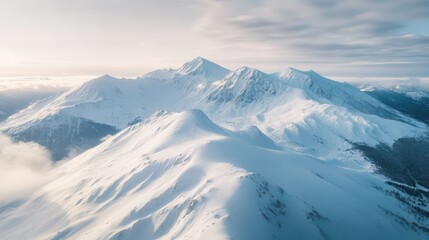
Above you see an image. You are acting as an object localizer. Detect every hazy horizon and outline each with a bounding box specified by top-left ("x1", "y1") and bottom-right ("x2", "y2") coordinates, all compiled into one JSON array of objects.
[{"x1": 1, "y1": 0, "x2": 428, "y2": 80}]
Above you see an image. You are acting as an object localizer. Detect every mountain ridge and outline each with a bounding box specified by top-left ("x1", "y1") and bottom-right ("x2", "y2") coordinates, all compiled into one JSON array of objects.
[{"x1": 0, "y1": 58, "x2": 424, "y2": 161}]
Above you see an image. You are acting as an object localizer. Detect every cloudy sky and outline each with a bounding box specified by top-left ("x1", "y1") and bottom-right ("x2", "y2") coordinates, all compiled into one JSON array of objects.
[{"x1": 1, "y1": 0, "x2": 428, "y2": 79}]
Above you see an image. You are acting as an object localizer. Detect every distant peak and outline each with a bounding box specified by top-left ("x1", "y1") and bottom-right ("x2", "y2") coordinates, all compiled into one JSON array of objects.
[
  {"x1": 192, "y1": 56, "x2": 206, "y2": 62},
  {"x1": 238, "y1": 66, "x2": 261, "y2": 73},
  {"x1": 189, "y1": 57, "x2": 214, "y2": 68},
  {"x1": 207, "y1": 66, "x2": 281, "y2": 105},
  {"x1": 278, "y1": 67, "x2": 316, "y2": 81},
  {"x1": 286, "y1": 67, "x2": 320, "y2": 76},
  {"x1": 237, "y1": 66, "x2": 255, "y2": 72},
  {"x1": 286, "y1": 67, "x2": 299, "y2": 72},
  {"x1": 90, "y1": 74, "x2": 119, "y2": 82},
  {"x1": 76, "y1": 74, "x2": 123, "y2": 94},
  {"x1": 95, "y1": 74, "x2": 115, "y2": 79},
  {"x1": 227, "y1": 67, "x2": 268, "y2": 80},
  {"x1": 285, "y1": 67, "x2": 306, "y2": 74},
  {"x1": 177, "y1": 57, "x2": 230, "y2": 80}
]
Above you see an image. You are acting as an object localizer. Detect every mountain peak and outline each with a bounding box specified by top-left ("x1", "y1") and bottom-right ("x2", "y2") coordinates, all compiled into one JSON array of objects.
[
  {"x1": 177, "y1": 57, "x2": 230, "y2": 80},
  {"x1": 143, "y1": 109, "x2": 227, "y2": 141},
  {"x1": 232, "y1": 67, "x2": 266, "y2": 79},
  {"x1": 63, "y1": 74, "x2": 127, "y2": 108},
  {"x1": 278, "y1": 67, "x2": 332, "y2": 89},
  {"x1": 279, "y1": 67, "x2": 311, "y2": 80},
  {"x1": 83, "y1": 74, "x2": 123, "y2": 87},
  {"x1": 87, "y1": 74, "x2": 122, "y2": 85},
  {"x1": 192, "y1": 56, "x2": 206, "y2": 62},
  {"x1": 100, "y1": 74, "x2": 113, "y2": 78},
  {"x1": 208, "y1": 66, "x2": 282, "y2": 105}
]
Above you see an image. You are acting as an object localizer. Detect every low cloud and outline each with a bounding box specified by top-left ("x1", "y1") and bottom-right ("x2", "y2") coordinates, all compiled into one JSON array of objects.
[
  {"x1": 0, "y1": 76, "x2": 95, "y2": 122},
  {"x1": 0, "y1": 134, "x2": 53, "y2": 202},
  {"x1": 0, "y1": 76, "x2": 92, "y2": 92}
]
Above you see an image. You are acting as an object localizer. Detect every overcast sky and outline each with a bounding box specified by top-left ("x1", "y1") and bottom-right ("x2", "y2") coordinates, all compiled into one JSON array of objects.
[{"x1": 1, "y1": 0, "x2": 428, "y2": 79}]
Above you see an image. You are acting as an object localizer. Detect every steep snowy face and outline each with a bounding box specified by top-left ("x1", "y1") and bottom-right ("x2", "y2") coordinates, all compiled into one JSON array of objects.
[
  {"x1": 177, "y1": 57, "x2": 230, "y2": 81},
  {"x1": 1, "y1": 110, "x2": 428, "y2": 240},
  {"x1": 279, "y1": 68, "x2": 403, "y2": 121},
  {"x1": 208, "y1": 67, "x2": 284, "y2": 105}
]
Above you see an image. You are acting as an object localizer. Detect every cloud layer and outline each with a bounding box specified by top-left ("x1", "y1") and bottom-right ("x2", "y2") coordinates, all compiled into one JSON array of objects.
[
  {"x1": 0, "y1": 0, "x2": 428, "y2": 78},
  {"x1": 0, "y1": 134, "x2": 52, "y2": 202},
  {"x1": 197, "y1": 0, "x2": 429, "y2": 76}
]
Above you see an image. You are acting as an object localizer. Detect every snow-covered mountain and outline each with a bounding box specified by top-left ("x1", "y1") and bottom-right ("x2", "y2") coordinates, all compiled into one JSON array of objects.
[
  {"x1": 1, "y1": 57, "x2": 429, "y2": 239},
  {"x1": 176, "y1": 56, "x2": 230, "y2": 81},
  {"x1": 1, "y1": 110, "x2": 428, "y2": 240},
  {"x1": 2, "y1": 57, "x2": 424, "y2": 161},
  {"x1": 278, "y1": 68, "x2": 404, "y2": 121},
  {"x1": 208, "y1": 67, "x2": 283, "y2": 105},
  {"x1": 359, "y1": 84, "x2": 429, "y2": 125}
]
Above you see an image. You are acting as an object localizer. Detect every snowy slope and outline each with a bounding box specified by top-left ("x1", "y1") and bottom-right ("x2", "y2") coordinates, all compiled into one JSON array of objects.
[
  {"x1": 278, "y1": 68, "x2": 404, "y2": 121},
  {"x1": 1, "y1": 110, "x2": 427, "y2": 240},
  {"x1": 202, "y1": 67, "x2": 425, "y2": 159}
]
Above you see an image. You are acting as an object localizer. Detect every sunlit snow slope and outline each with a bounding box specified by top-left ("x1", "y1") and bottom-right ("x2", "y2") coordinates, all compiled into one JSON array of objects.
[{"x1": 1, "y1": 110, "x2": 428, "y2": 240}]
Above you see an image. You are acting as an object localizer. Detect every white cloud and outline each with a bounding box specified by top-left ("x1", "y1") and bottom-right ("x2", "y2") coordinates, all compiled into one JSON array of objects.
[
  {"x1": 195, "y1": 0, "x2": 429, "y2": 76},
  {"x1": 0, "y1": 76, "x2": 93, "y2": 92},
  {"x1": 0, "y1": 0, "x2": 427, "y2": 78},
  {"x1": 0, "y1": 134, "x2": 53, "y2": 202}
]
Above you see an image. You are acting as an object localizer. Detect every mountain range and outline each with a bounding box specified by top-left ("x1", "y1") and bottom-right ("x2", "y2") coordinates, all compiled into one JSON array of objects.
[{"x1": 1, "y1": 57, "x2": 428, "y2": 240}]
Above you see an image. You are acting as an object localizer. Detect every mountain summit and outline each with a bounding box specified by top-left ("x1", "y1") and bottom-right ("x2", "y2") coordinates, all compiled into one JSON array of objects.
[{"x1": 177, "y1": 57, "x2": 230, "y2": 80}]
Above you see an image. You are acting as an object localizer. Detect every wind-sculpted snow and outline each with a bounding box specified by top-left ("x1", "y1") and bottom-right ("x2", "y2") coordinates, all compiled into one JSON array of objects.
[{"x1": 1, "y1": 110, "x2": 428, "y2": 239}]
